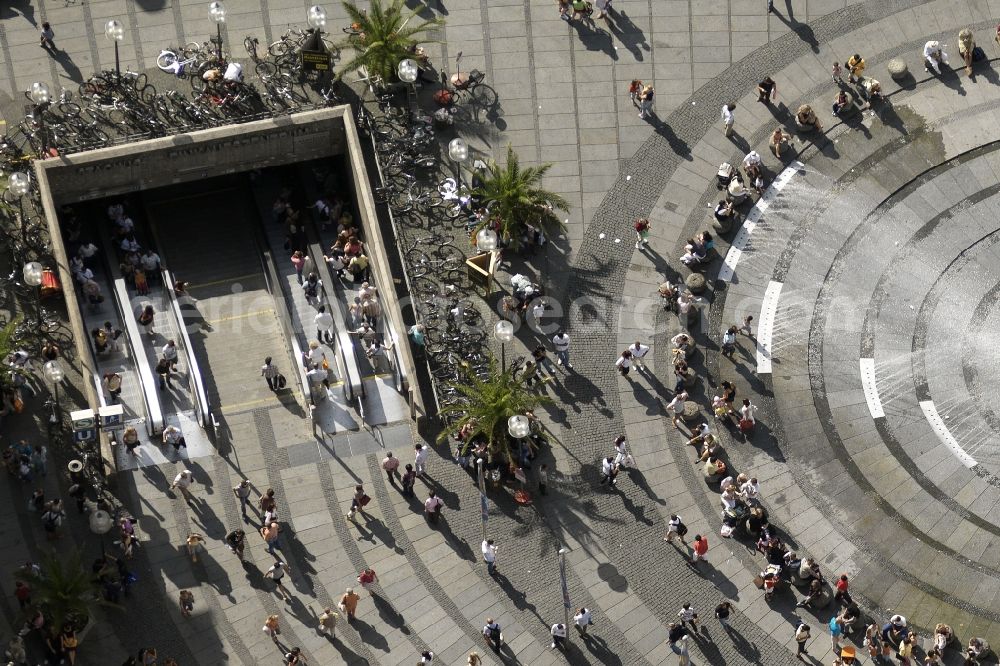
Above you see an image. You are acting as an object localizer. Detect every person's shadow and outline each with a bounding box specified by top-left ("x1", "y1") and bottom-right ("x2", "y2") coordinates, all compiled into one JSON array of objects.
[
  {"x1": 51, "y1": 49, "x2": 83, "y2": 83},
  {"x1": 771, "y1": 7, "x2": 819, "y2": 53}
]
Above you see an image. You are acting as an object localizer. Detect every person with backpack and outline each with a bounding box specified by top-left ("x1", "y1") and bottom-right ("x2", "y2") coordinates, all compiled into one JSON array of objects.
[
  {"x1": 41, "y1": 501, "x2": 66, "y2": 540},
  {"x1": 795, "y1": 622, "x2": 811, "y2": 659},
  {"x1": 302, "y1": 273, "x2": 322, "y2": 307},
  {"x1": 483, "y1": 617, "x2": 503, "y2": 652}
]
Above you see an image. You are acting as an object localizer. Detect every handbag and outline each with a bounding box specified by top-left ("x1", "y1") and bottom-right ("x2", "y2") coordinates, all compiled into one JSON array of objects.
[
  {"x1": 359, "y1": 494, "x2": 371, "y2": 507},
  {"x1": 277, "y1": 374, "x2": 287, "y2": 389}
]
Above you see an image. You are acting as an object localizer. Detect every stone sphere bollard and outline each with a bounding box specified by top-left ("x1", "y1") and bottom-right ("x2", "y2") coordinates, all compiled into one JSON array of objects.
[
  {"x1": 887, "y1": 58, "x2": 908, "y2": 80},
  {"x1": 685, "y1": 272, "x2": 707, "y2": 294}
]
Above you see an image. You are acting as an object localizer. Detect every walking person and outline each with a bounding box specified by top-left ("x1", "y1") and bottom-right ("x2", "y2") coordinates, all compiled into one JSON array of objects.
[
  {"x1": 382, "y1": 451, "x2": 400, "y2": 485},
  {"x1": 721, "y1": 102, "x2": 736, "y2": 137},
  {"x1": 634, "y1": 218, "x2": 651, "y2": 250},
  {"x1": 414, "y1": 443, "x2": 429, "y2": 478},
  {"x1": 178, "y1": 590, "x2": 194, "y2": 618},
  {"x1": 550, "y1": 623, "x2": 568, "y2": 650},
  {"x1": 161, "y1": 340, "x2": 178, "y2": 370},
  {"x1": 483, "y1": 617, "x2": 503, "y2": 652},
  {"x1": 424, "y1": 490, "x2": 444, "y2": 523},
  {"x1": 552, "y1": 329, "x2": 572, "y2": 368},
  {"x1": 638, "y1": 85, "x2": 655, "y2": 119},
  {"x1": 757, "y1": 76, "x2": 777, "y2": 103},
  {"x1": 314, "y1": 306, "x2": 334, "y2": 344},
  {"x1": 715, "y1": 601, "x2": 732, "y2": 631},
  {"x1": 262, "y1": 614, "x2": 282, "y2": 643},
  {"x1": 401, "y1": 463, "x2": 416, "y2": 497},
  {"x1": 923, "y1": 40, "x2": 949, "y2": 74},
  {"x1": 225, "y1": 528, "x2": 246, "y2": 560},
  {"x1": 232, "y1": 479, "x2": 252, "y2": 521},
  {"x1": 185, "y1": 532, "x2": 206, "y2": 563},
  {"x1": 532, "y1": 345, "x2": 557, "y2": 379},
  {"x1": 347, "y1": 484, "x2": 369, "y2": 522},
  {"x1": 628, "y1": 79, "x2": 642, "y2": 106},
  {"x1": 691, "y1": 534, "x2": 708, "y2": 563},
  {"x1": 261, "y1": 357, "x2": 281, "y2": 391},
  {"x1": 137, "y1": 305, "x2": 155, "y2": 336},
  {"x1": 283, "y1": 647, "x2": 307, "y2": 665},
  {"x1": 265, "y1": 560, "x2": 292, "y2": 602},
  {"x1": 574, "y1": 608, "x2": 593, "y2": 636},
  {"x1": 795, "y1": 622, "x2": 811, "y2": 660},
  {"x1": 600, "y1": 456, "x2": 619, "y2": 487},
  {"x1": 162, "y1": 425, "x2": 186, "y2": 455},
  {"x1": 616, "y1": 350, "x2": 633, "y2": 377},
  {"x1": 665, "y1": 391, "x2": 689, "y2": 429},
  {"x1": 170, "y1": 469, "x2": 196, "y2": 502},
  {"x1": 39, "y1": 22, "x2": 55, "y2": 50},
  {"x1": 357, "y1": 566, "x2": 378, "y2": 591},
  {"x1": 667, "y1": 622, "x2": 690, "y2": 657},
  {"x1": 664, "y1": 514, "x2": 688, "y2": 544},
  {"x1": 302, "y1": 273, "x2": 322, "y2": 307},
  {"x1": 628, "y1": 341, "x2": 650, "y2": 372},
  {"x1": 846, "y1": 53, "x2": 866, "y2": 82},
  {"x1": 339, "y1": 587, "x2": 361, "y2": 621},
  {"x1": 482, "y1": 539, "x2": 498, "y2": 576},
  {"x1": 677, "y1": 603, "x2": 699, "y2": 632},
  {"x1": 155, "y1": 358, "x2": 173, "y2": 390},
  {"x1": 538, "y1": 463, "x2": 549, "y2": 495},
  {"x1": 318, "y1": 607, "x2": 340, "y2": 637},
  {"x1": 260, "y1": 521, "x2": 282, "y2": 555}
]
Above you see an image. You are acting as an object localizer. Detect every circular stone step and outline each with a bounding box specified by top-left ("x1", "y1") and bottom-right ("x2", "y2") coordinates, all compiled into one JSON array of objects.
[{"x1": 685, "y1": 273, "x2": 707, "y2": 294}]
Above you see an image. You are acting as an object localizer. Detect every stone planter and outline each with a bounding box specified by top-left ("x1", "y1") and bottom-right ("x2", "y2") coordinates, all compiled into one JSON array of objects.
[{"x1": 685, "y1": 273, "x2": 706, "y2": 294}]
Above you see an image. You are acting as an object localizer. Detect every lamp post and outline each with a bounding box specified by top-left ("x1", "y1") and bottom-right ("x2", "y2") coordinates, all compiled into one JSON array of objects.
[
  {"x1": 8, "y1": 171, "x2": 30, "y2": 251},
  {"x1": 89, "y1": 509, "x2": 113, "y2": 557},
  {"x1": 477, "y1": 456, "x2": 487, "y2": 544},
  {"x1": 42, "y1": 359, "x2": 64, "y2": 421},
  {"x1": 104, "y1": 20, "x2": 125, "y2": 81},
  {"x1": 448, "y1": 137, "x2": 468, "y2": 181},
  {"x1": 29, "y1": 82, "x2": 50, "y2": 155},
  {"x1": 558, "y1": 547, "x2": 571, "y2": 645},
  {"x1": 208, "y1": 1, "x2": 226, "y2": 61},
  {"x1": 397, "y1": 58, "x2": 419, "y2": 84},
  {"x1": 493, "y1": 319, "x2": 512, "y2": 369},
  {"x1": 307, "y1": 5, "x2": 327, "y2": 33},
  {"x1": 23, "y1": 261, "x2": 43, "y2": 329}
]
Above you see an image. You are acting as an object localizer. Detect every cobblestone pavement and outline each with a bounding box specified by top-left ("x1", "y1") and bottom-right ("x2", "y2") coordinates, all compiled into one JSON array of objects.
[{"x1": 6, "y1": 0, "x2": 1000, "y2": 663}]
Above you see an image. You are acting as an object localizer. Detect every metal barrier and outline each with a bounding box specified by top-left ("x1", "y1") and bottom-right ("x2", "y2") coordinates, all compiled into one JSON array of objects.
[{"x1": 162, "y1": 268, "x2": 212, "y2": 435}]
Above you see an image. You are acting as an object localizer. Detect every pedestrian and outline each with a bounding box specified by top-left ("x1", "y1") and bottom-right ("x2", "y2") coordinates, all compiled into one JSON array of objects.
[
  {"x1": 667, "y1": 622, "x2": 690, "y2": 655},
  {"x1": 552, "y1": 329, "x2": 572, "y2": 368},
  {"x1": 468, "y1": 652, "x2": 483, "y2": 666},
  {"x1": 795, "y1": 622, "x2": 811, "y2": 659},
  {"x1": 482, "y1": 539, "x2": 498, "y2": 575},
  {"x1": 357, "y1": 567, "x2": 378, "y2": 590},
  {"x1": 616, "y1": 350, "x2": 633, "y2": 377},
  {"x1": 347, "y1": 484, "x2": 369, "y2": 521},
  {"x1": 532, "y1": 345, "x2": 556, "y2": 379},
  {"x1": 831, "y1": 60, "x2": 843, "y2": 83},
  {"x1": 185, "y1": 532, "x2": 205, "y2": 562},
  {"x1": 232, "y1": 479, "x2": 252, "y2": 520},
  {"x1": 59, "y1": 625, "x2": 78, "y2": 665},
  {"x1": 628, "y1": 79, "x2": 642, "y2": 106},
  {"x1": 265, "y1": 560, "x2": 292, "y2": 602},
  {"x1": 401, "y1": 463, "x2": 416, "y2": 497},
  {"x1": 483, "y1": 617, "x2": 503, "y2": 652},
  {"x1": 178, "y1": 589, "x2": 194, "y2": 618},
  {"x1": 721, "y1": 102, "x2": 736, "y2": 137},
  {"x1": 225, "y1": 528, "x2": 246, "y2": 560},
  {"x1": 170, "y1": 469, "x2": 195, "y2": 501},
  {"x1": 39, "y1": 22, "x2": 55, "y2": 49},
  {"x1": 538, "y1": 463, "x2": 549, "y2": 495},
  {"x1": 634, "y1": 218, "x2": 651, "y2": 250},
  {"x1": 691, "y1": 534, "x2": 708, "y2": 563},
  {"x1": 302, "y1": 273, "x2": 322, "y2": 307},
  {"x1": 103, "y1": 372, "x2": 123, "y2": 403},
  {"x1": 550, "y1": 623, "x2": 567, "y2": 650},
  {"x1": 832, "y1": 90, "x2": 851, "y2": 117},
  {"x1": 259, "y1": 488, "x2": 276, "y2": 518},
  {"x1": 638, "y1": 85, "x2": 655, "y2": 119},
  {"x1": 14, "y1": 580, "x2": 31, "y2": 609},
  {"x1": 829, "y1": 615, "x2": 844, "y2": 651},
  {"x1": 424, "y1": 489, "x2": 444, "y2": 522},
  {"x1": 834, "y1": 574, "x2": 853, "y2": 605},
  {"x1": 665, "y1": 391, "x2": 688, "y2": 429},
  {"x1": 137, "y1": 304, "x2": 155, "y2": 336},
  {"x1": 260, "y1": 521, "x2": 282, "y2": 554},
  {"x1": 161, "y1": 340, "x2": 178, "y2": 370},
  {"x1": 664, "y1": 514, "x2": 688, "y2": 543},
  {"x1": 318, "y1": 607, "x2": 340, "y2": 636},
  {"x1": 628, "y1": 341, "x2": 650, "y2": 371},
  {"x1": 613, "y1": 435, "x2": 632, "y2": 468},
  {"x1": 721, "y1": 326, "x2": 737, "y2": 358},
  {"x1": 339, "y1": 587, "x2": 360, "y2": 621},
  {"x1": 315, "y1": 306, "x2": 334, "y2": 344},
  {"x1": 757, "y1": 76, "x2": 777, "y2": 103},
  {"x1": 677, "y1": 603, "x2": 698, "y2": 631},
  {"x1": 600, "y1": 456, "x2": 619, "y2": 486},
  {"x1": 739, "y1": 399, "x2": 757, "y2": 438},
  {"x1": 284, "y1": 647, "x2": 307, "y2": 665},
  {"x1": 715, "y1": 601, "x2": 732, "y2": 630},
  {"x1": 846, "y1": 53, "x2": 865, "y2": 82},
  {"x1": 261, "y1": 356, "x2": 281, "y2": 391},
  {"x1": 740, "y1": 315, "x2": 754, "y2": 336},
  {"x1": 419, "y1": 651, "x2": 434, "y2": 664},
  {"x1": 574, "y1": 607, "x2": 593, "y2": 635},
  {"x1": 769, "y1": 128, "x2": 791, "y2": 158},
  {"x1": 923, "y1": 40, "x2": 948, "y2": 74},
  {"x1": 382, "y1": 451, "x2": 400, "y2": 484},
  {"x1": 291, "y1": 250, "x2": 306, "y2": 284},
  {"x1": 153, "y1": 357, "x2": 173, "y2": 390},
  {"x1": 262, "y1": 614, "x2": 282, "y2": 642},
  {"x1": 162, "y1": 425, "x2": 186, "y2": 455},
  {"x1": 522, "y1": 360, "x2": 540, "y2": 387},
  {"x1": 414, "y1": 443, "x2": 429, "y2": 477}
]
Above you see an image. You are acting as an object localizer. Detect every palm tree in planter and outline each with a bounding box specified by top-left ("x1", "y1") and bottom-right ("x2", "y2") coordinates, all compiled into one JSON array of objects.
[
  {"x1": 470, "y1": 145, "x2": 570, "y2": 251},
  {"x1": 437, "y1": 358, "x2": 550, "y2": 466},
  {"x1": 337, "y1": 0, "x2": 443, "y2": 84},
  {"x1": 23, "y1": 549, "x2": 115, "y2": 639}
]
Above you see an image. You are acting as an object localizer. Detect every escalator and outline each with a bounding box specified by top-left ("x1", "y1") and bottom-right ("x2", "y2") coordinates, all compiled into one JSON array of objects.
[{"x1": 143, "y1": 178, "x2": 302, "y2": 421}]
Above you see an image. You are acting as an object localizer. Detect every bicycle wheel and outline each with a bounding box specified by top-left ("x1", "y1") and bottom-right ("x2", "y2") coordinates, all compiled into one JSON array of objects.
[
  {"x1": 268, "y1": 39, "x2": 294, "y2": 57},
  {"x1": 471, "y1": 83, "x2": 498, "y2": 108},
  {"x1": 58, "y1": 102, "x2": 81, "y2": 118},
  {"x1": 255, "y1": 61, "x2": 278, "y2": 80}
]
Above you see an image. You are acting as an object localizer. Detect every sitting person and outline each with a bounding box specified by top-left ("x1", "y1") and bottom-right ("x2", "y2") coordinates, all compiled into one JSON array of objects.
[
  {"x1": 703, "y1": 456, "x2": 726, "y2": 479},
  {"x1": 799, "y1": 557, "x2": 824, "y2": 583},
  {"x1": 923, "y1": 40, "x2": 949, "y2": 74},
  {"x1": 862, "y1": 77, "x2": 883, "y2": 105},
  {"x1": 796, "y1": 104, "x2": 823, "y2": 131},
  {"x1": 838, "y1": 605, "x2": 861, "y2": 633},
  {"x1": 967, "y1": 637, "x2": 989, "y2": 659},
  {"x1": 680, "y1": 238, "x2": 707, "y2": 266},
  {"x1": 720, "y1": 483, "x2": 739, "y2": 511},
  {"x1": 658, "y1": 281, "x2": 679, "y2": 311},
  {"x1": 769, "y1": 127, "x2": 791, "y2": 158},
  {"x1": 697, "y1": 435, "x2": 720, "y2": 463},
  {"x1": 714, "y1": 199, "x2": 738, "y2": 224},
  {"x1": 746, "y1": 506, "x2": 768, "y2": 537},
  {"x1": 796, "y1": 578, "x2": 824, "y2": 608},
  {"x1": 934, "y1": 624, "x2": 953, "y2": 652},
  {"x1": 832, "y1": 91, "x2": 851, "y2": 116},
  {"x1": 697, "y1": 231, "x2": 714, "y2": 252},
  {"x1": 671, "y1": 333, "x2": 692, "y2": 361}
]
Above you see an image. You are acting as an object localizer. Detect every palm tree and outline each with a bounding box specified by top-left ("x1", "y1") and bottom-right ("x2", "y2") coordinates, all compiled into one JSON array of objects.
[
  {"x1": 471, "y1": 145, "x2": 570, "y2": 251},
  {"x1": 436, "y1": 358, "x2": 550, "y2": 464},
  {"x1": 0, "y1": 317, "x2": 19, "y2": 390},
  {"x1": 337, "y1": 0, "x2": 443, "y2": 83},
  {"x1": 23, "y1": 549, "x2": 113, "y2": 636}
]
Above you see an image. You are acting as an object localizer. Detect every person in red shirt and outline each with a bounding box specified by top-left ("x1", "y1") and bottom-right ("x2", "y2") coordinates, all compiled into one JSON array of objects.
[
  {"x1": 834, "y1": 574, "x2": 852, "y2": 605},
  {"x1": 691, "y1": 535, "x2": 709, "y2": 563},
  {"x1": 14, "y1": 580, "x2": 30, "y2": 608}
]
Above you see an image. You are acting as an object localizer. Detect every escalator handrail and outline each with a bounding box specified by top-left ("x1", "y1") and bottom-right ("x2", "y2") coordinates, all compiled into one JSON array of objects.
[
  {"x1": 307, "y1": 239, "x2": 363, "y2": 403},
  {"x1": 95, "y1": 215, "x2": 164, "y2": 437},
  {"x1": 161, "y1": 268, "x2": 211, "y2": 432}
]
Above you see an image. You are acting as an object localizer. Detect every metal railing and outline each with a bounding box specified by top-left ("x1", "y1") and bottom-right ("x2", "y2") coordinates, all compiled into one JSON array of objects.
[{"x1": 162, "y1": 268, "x2": 212, "y2": 435}]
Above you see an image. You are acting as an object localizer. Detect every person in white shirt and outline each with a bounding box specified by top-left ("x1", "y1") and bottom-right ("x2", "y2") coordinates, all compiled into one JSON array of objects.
[
  {"x1": 628, "y1": 341, "x2": 650, "y2": 371},
  {"x1": 307, "y1": 340, "x2": 327, "y2": 369},
  {"x1": 170, "y1": 469, "x2": 195, "y2": 501},
  {"x1": 923, "y1": 40, "x2": 948, "y2": 74},
  {"x1": 120, "y1": 236, "x2": 140, "y2": 253},
  {"x1": 740, "y1": 399, "x2": 757, "y2": 425},
  {"x1": 721, "y1": 102, "x2": 736, "y2": 137},
  {"x1": 600, "y1": 456, "x2": 618, "y2": 486},
  {"x1": 740, "y1": 477, "x2": 761, "y2": 504},
  {"x1": 552, "y1": 330, "x2": 572, "y2": 368},
  {"x1": 550, "y1": 623, "x2": 567, "y2": 650},
  {"x1": 483, "y1": 618, "x2": 503, "y2": 651},
  {"x1": 665, "y1": 391, "x2": 688, "y2": 429},
  {"x1": 481, "y1": 539, "x2": 498, "y2": 575},
  {"x1": 423, "y1": 490, "x2": 443, "y2": 522},
  {"x1": 223, "y1": 61, "x2": 243, "y2": 82},
  {"x1": 531, "y1": 300, "x2": 546, "y2": 328},
  {"x1": 163, "y1": 425, "x2": 187, "y2": 454},
  {"x1": 677, "y1": 603, "x2": 699, "y2": 630},
  {"x1": 720, "y1": 485, "x2": 739, "y2": 511},
  {"x1": 612, "y1": 435, "x2": 630, "y2": 468},
  {"x1": 574, "y1": 608, "x2": 592, "y2": 635},
  {"x1": 358, "y1": 282, "x2": 377, "y2": 302},
  {"x1": 414, "y1": 444, "x2": 428, "y2": 477},
  {"x1": 140, "y1": 251, "x2": 160, "y2": 273},
  {"x1": 615, "y1": 350, "x2": 633, "y2": 377},
  {"x1": 78, "y1": 242, "x2": 98, "y2": 262},
  {"x1": 315, "y1": 306, "x2": 334, "y2": 344},
  {"x1": 161, "y1": 340, "x2": 178, "y2": 369}
]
